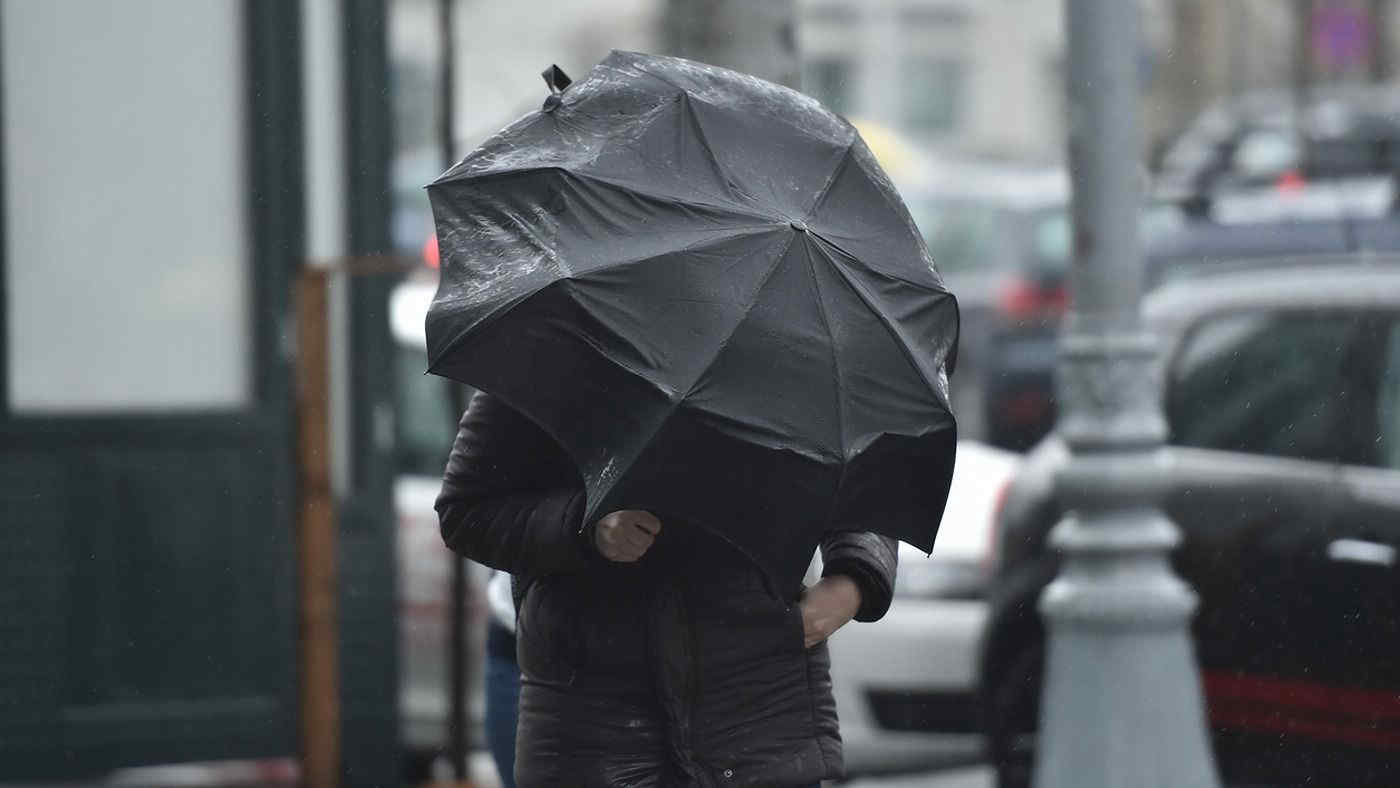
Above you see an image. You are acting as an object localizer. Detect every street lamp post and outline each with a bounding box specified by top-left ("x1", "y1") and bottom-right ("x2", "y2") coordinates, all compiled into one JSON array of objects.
[{"x1": 1035, "y1": 1, "x2": 1220, "y2": 787}]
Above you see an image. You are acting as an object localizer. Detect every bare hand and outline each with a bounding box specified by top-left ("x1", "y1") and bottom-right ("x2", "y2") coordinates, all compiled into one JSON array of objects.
[
  {"x1": 593, "y1": 510, "x2": 662, "y2": 562},
  {"x1": 799, "y1": 574, "x2": 862, "y2": 648}
]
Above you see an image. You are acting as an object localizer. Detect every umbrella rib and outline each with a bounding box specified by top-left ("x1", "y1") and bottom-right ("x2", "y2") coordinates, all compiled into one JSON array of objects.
[
  {"x1": 801, "y1": 238, "x2": 849, "y2": 462},
  {"x1": 676, "y1": 92, "x2": 759, "y2": 206},
  {"x1": 428, "y1": 163, "x2": 785, "y2": 377},
  {"x1": 439, "y1": 166, "x2": 772, "y2": 224},
  {"x1": 426, "y1": 285, "x2": 543, "y2": 377},
  {"x1": 802, "y1": 238, "x2": 855, "y2": 531},
  {"x1": 624, "y1": 60, "x2": 855, "y2": 212},
  {"x1": 575, "y1": 229, "x2": 787, "y2": 289},
  {"x1": 819, "y1": 237, "x2": 955, "y2": 393},
  {"x1": 586, "y1": 232, "x2": 801, "y2": 510},
  {"x1": 433, "y1": 223, "x2": 787, "y2": 378},
  {"x1": 812, "y1": 237, "x2": 956, "y2": 405},
  {"x1": 571, "y1": 170, "x2": 774, "y2": 225},
  {"x1": 601, "y1": 57, "x2": 748, "y2": 199},
  {"x1": 560, "y1": 225, "x2": 792, "y2": 399},
  {"x1": 798, "y1": 145, "x2": 949, "y2": 295},
  {"x1": 677, "y1": 231, "x2": 800, "y2": 400},
  {"x1": 799, "y1": 140, "x2": 857, "y2": 223},
  {"x1": 809, "y1": 231, "x2": 950, "y2": 296}
]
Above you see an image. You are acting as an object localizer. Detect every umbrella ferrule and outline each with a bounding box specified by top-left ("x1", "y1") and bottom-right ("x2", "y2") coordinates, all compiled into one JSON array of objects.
[{"x1": 541, "y1": 64, "x2": 572, "y2": 112}]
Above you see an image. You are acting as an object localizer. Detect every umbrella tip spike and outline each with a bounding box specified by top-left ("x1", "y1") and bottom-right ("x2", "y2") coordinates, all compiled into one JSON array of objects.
[
  {"x1": 541, "y1": 64, "x2": 573, "y2": 112},
  {"x1": 542, "y1": 64, "x2": 572, "y2": 93}
]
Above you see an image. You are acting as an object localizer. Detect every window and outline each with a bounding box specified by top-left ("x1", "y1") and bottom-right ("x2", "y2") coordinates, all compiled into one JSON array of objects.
[
  {"x1": 1168, "y1": 310, "x2": 1398, "y2": 468},
  {"x1": 901, "y1": 56, "x2": 964, "y2": 134},
  {"x1": 4, "y1": 0, "x2": 250, "y2": 413}
]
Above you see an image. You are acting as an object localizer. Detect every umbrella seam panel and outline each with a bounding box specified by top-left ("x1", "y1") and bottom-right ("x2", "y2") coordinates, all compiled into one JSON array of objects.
[{"x1": 812, "y1": 236, "x2": 958, "y2": 415}]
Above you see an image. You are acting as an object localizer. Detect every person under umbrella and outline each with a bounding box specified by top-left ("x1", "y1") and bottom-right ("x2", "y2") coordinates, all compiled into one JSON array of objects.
[{"x1": 433, "y1": 52, "x2": 957, "y2": 788}]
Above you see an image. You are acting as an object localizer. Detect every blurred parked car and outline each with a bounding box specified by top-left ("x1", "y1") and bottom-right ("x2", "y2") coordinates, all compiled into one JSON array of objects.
[
  {"x1": 1148, "y1": 214, "x2": 1400, "y2": 289},
  {"x1": 1156, "y1": 85, "x2": 1400, "y2": 213},
  {"x1": 977, "y1": 259, "x2": 1400, "y2": 788},
  {"x1": 829, "y1": 440, "x2": 1020, "y2": 775},
  {"x1": 958, "y1": 86, "x2": 1400, "y2": 452},
  {"x1": 978, "y1": 200, "x2": 1400, "y2": 453}
]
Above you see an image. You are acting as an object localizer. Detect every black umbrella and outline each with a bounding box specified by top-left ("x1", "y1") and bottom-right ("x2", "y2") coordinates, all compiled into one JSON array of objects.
[{"x1": 426, "y1": 51, "x2": 958, "y2": 580}]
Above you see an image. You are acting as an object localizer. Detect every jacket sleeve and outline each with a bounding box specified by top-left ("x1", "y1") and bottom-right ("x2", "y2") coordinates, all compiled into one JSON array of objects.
[
  {"x1": 820, "y1": 531, "x2": 899, "y2": 622},
  {"x1": 435, "y1": 390, "x2": 595, "y2": 577}
]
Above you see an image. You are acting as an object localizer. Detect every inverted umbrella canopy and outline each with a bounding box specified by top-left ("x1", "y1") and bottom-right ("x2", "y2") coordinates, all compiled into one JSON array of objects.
[{"x1": 426, "y1": 51, "x2": 958, "y2": 580}]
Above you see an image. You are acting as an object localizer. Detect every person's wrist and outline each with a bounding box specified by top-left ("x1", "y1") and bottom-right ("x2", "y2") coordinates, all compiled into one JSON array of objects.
[
  {"x1": 821, "y1": 573, "x2": 862, "y2": 619},
  {"x1": 822, "y1": 558, "x2": 884, "y2": 621}
]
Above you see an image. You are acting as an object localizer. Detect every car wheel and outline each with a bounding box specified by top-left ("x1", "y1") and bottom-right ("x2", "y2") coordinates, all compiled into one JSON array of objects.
[{"x1": 986, "y1": 644, "x2": 1043, "y2": 788}]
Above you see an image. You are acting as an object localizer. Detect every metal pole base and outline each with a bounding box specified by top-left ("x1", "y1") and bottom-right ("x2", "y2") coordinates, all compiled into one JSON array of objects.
[
  {"x1": 1035, "y1": 618, "x2": 1219, "y2": 788},
  {"x1": 1036, "y1": 505, "x2": 1218, "y2": 788},
  {"x1": 1035, "y1": 332, "x2": 1221, "y2": 788}
]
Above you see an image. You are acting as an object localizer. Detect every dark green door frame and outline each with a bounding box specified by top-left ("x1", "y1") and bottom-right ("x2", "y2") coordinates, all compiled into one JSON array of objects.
[
  {"x1": 337, "y1": 2, "x2": 402, "y2": 786},
  {"x1": 0, "y1": 0, "x2": 401, "y2": 780},
  {"x1": 0, "y1": 0, "x2": 302, "y2": 777}
]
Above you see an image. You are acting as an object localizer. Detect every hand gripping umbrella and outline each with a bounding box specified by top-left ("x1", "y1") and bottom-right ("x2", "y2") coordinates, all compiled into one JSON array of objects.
[{"x1": 426, "y1": 51, "x2": 958, "y2": 581}]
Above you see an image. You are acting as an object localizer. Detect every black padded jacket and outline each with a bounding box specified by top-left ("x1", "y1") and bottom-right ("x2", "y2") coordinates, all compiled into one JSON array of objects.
[{"x1": 437, "y1": 391, "x2": 899, "y2": 787}]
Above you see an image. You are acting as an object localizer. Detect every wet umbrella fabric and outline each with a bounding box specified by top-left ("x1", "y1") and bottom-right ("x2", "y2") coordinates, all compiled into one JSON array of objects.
[{"x1": 426, "y1": 51, "x2": 958, "y2": 581}]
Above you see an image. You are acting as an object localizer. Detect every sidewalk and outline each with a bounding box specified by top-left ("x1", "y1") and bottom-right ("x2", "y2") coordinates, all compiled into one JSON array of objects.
[
  {"x1": 844, "y1": 765, "x2": 993, "y2": 788},
  {"x1": 4, "y1": 759, "x2": 992, "y2": 788}
]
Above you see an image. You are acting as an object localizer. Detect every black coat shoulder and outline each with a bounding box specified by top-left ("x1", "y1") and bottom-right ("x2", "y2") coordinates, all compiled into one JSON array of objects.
[{"x1": 435, "y1": 391, "x2": 592, "y2": 578}]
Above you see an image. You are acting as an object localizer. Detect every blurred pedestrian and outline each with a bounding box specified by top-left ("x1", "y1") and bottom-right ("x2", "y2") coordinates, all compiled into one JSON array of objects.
[
  {"x1": 482, "y1": 570, "x2": 520, "y2": 788},
  {"x1": 437, "y1": 391, "x2": 900, "y2": 787}
]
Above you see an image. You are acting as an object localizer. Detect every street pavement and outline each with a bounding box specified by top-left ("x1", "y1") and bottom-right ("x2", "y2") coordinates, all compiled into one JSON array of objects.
[
  {"x1": 843, "y1": 765, "x2": 993, "y2": 788},
  {"x1": 3, "y1": 759, "x2": 994, "y2": 788}
]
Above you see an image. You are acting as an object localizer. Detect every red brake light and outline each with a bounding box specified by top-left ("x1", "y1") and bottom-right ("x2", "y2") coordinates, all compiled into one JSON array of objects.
[
  {"x1": 999, "y1": 390, "x2": 1053, "y2": 426},
  {"x1": 1275, "y1": 169, "x2": 1306, "y2": 193},
  {"x1": 998, "y1": 277, "x2": 1068, "y2": 322}
]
